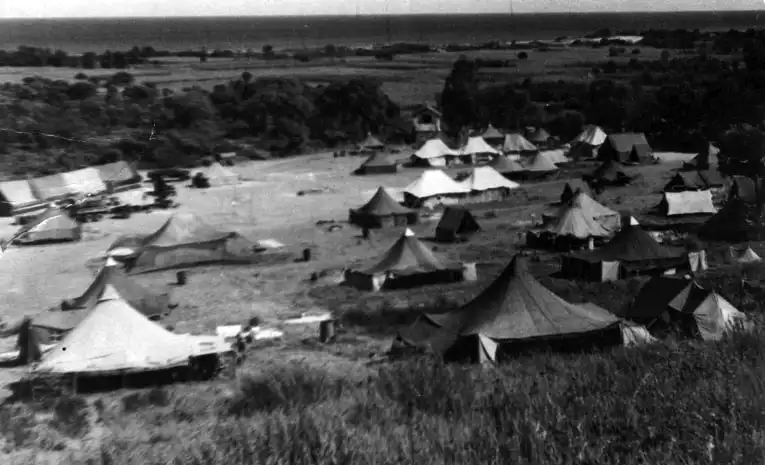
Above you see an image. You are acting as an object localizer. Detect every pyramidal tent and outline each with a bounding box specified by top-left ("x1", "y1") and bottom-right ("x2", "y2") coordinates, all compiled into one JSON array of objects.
[
  {"x1": 657, "y1": 191, "x2": 717, "y2": 216},
  {"x1": 459, "y1": 136, "x2": 501, "y2": 156},
  {"x1": 358, "y1": 134, "x2": 385, "y2": 150},
  {"x1": 562, "y1": 225, "x2": 688, "y2": 281},
  {"x1": 546, "y1": 196, "x2": 612, "y2": 239},
  {"x1": 591, "y1": 160, "x2": 631, "y2": 186},
  {"x1": 572, "y1": 125, "x2": 608, "y2": 147},
  {"x1": 597, "y1": 133, "x2": 653, "y2": 164},
  {"x1": 355, "y1": 152, "x2": 398, "y2": 175},
  {"x1": 526, "y1": 127, "x2": 552, "y2": 144},
  {"x1": 479, "y1": 124, "x2": 504, "y2": 143},
  {"x1": 673, "y1": 290, "x2": 750, "y2": 341},
  {"x1": 107, "y1": 212, "x2": 254, "y2": 273},
  {"x1": 698, "y1": 198, "x2": 755, "y2": 242},
  {"x1": 349, "y1": 187, "x2": 418, "y2": 229},
  {"x1": 458, "y1": 166, "x2": 520, "y2": 192},
  {"x1": 540, "y1": 149, "x2": 569, "y2": 165},
  {"x1": 403, "y1": 170, "x2": 469, "y2": 208},
  {"x1": 560, "y1": 179, "x2": 594, "y2": 205},
  {"x1": 435, "y1": 207, "x2": 481, "y2": 242},
  {"x1": 344, "y1": 228, "x2": 465, "y2": 291},
  {"x1": 502, "y1": 134, "x2": 538, "y2": 154},
  {"x1": 34, "y1": 292, "x2": 194, "y2": 375},
  {"x1": 59, "y1": 257, "x2": 172, "y2": 320},
  {"x1": 730, "y1": 246, "x2": 761, "y2": 264},
  {"x1": 488, "y1": 155, "x2": 525, "y2": 175},
  {"x1": 525, "y1": 152, "x2": 559, "y2": 172},
  {"x1": 394, "y1": 256, "x2": 621, "y2": 363},
  {"x1": 411, "y1": 139, "x2": 459, "y2": 167},
  {"x1": 9, "y1": 207, "x2": 81, "y2": 246},
  {"x1": 557, "y1": 191, "x2": 620, "y2": 228},
  {"x1": 202, "y1": 162, "x2": 240, "y2": 186}
]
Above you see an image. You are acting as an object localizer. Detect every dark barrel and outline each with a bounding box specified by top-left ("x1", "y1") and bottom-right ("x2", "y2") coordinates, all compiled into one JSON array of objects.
[{"x1": 303, "y1": 248, "x2": 312, "y2": 262}]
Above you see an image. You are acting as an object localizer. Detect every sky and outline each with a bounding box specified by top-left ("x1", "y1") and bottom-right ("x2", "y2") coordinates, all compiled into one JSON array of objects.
[{"x1": 0, "y1": 0, "x2": 759, "y2": 19}]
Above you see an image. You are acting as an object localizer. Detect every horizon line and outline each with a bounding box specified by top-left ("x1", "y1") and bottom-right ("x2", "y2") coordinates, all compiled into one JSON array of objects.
[{"x1": 0, "y1": 9, "x2": 759, "y2": 21}]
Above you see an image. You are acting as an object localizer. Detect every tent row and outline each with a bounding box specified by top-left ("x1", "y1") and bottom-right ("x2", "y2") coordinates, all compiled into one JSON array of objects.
[{"x1": 0, "y1": 161, "x2": 142, "y2": 217}]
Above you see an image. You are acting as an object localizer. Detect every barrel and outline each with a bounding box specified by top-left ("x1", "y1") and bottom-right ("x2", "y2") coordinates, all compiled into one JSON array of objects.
[
  {"x1": 176, "y1": 271, "x2": 188, "y2": 286},
  {"x1": 319, "y1": 319, "x2": 336, "y2": 343},
  {"x1": 303, "y1": 248, "x2": 312, "y2": 262}
]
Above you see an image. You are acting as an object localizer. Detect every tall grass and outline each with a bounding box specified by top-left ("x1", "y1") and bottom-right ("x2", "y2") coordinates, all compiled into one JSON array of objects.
[{"x1": 91, "y1": 325, "x2": 765, "y2": 465}]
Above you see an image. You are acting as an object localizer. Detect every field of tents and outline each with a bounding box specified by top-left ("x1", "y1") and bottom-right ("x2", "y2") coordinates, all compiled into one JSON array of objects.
[{"x1": 0, "y1": 126, "x2": 763, "y2": 463}]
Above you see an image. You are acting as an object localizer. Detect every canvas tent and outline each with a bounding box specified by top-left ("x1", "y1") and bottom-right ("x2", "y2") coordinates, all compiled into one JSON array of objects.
[
  {"x1": 570, "y1": 125, "x2": 608, "y2": 159},
  {"x1": 201, "y1": 163, "x2": 240, "y2": 186},
  {"x1": 526, "y1": 127, "x2": 552, "y2": 145},
  {"x1": 597, "y1": 133, "x2": 653, "y2": 164},
  {"x1": 0, "y1": 179, "x2": 42, "y2": 216},
  {"x1": 698, "y1": 198, "x2": 755, "y2": 242},
  {"x1": 730, "y1": 245, "x2": 761, "y2": 264},
  {"x1": 9, "y1": 207, "x2": 81, "y2": 246},
  {"x1": 545, "y1": 196, "x2": 613, "y2": 240},
  {"x1": 355, "y1": 152, "x2": 399, "y2": 175},
  {"x1": 457, "y1": 166, "x2": 519, "y2": 203},
  {"x1": 656, "y1": 191, "x2": 717, "y2": 217},
  {"x1": 561, "y1": 225, "x2": 691, "y2": 281},
  {"x1": 457, "y1": 136, "x2": 500, "y2": 164},
  {"x1": 403, "y1": 170, "x2": 469, "y2": 208},
  {"x1": 488, "y1": 155, "x2": 525, "y2": 177},
  {"x1": 344, "y1": 228, "x2": 467, "y2": 291},
  {"x1": 349, "y1": 187, "x2": 418, "y2": 229},
  {"x1": 545, "y1": 191, "x2": 620, "y2": 230},
  {"x1": 411, "y1": 139, "x2": 459, "y2": 167},
  {"x1": 590, "y1": 160, "x2": 631, "y2": 186},
  {"x1": 664, "y1": 171, "x2": 724, "y2": 192},
  {"x1": 29, "y1": 173, "x2": 73, "y2": 200},
  {"x1": 34, "y1": 292, "x2": 196, "y2": 375},
  {"x1": 523, "y1": 152, "x2": 559, "y2": 179},
  {"x1": 682, "y1": 143, "x2": 719, "y2": 170},
  {"x1": 94, "y1": 161, "x2": 142, "y2": 191},
  {"x1": 560, "y1": 179, "x2": 594, "y2": 205},
  {"x1": 393, "y1": 256, "x2": 626, "y2": 363},
  {"x1": 435, "y1": 207, "x2": 481, "y2": 242},
  {"x1": 107, "y1": 212, "x2": 257, "y2": 273},
  {"x1": 60, "y1": 168, "x2": 107, "y2": 195},
  {"x1": 358, "y1": 134, "x2": 385, "y2": 151},
  {"x1": 479, "y1": 124, "x2": 504, "y2": 145},
  {"x1": 502, "y1": 134, "x2": 538, "y2": 154}
]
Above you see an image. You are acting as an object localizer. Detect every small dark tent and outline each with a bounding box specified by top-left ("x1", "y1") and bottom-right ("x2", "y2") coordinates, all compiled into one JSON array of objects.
[
  {"x1": 698, "y1": 198, "x2": 756, "y2": 242},
  {"x1": 354, "y1": 152, "x2": 399, "y2": 175},
  {"x1": 393, "y1": 256, "x2": 622, "y2": 363},
  {"x1": 349, "y1": 187, "x2": 418, "y2": 229},
  {"x1": 344, "y1": 228, "x2": 466, "y2": 291},
  {"x1": 590, "y1": 160, "x2": 631, "y2": 186},
  {"x1": 435, "y1": 207, "x2": 481, "y2": 242},
  {"x1": 597, "y1": 133, "x2": 653, "y2": 164},
  {"x1": 560, "y1": 179, "x2": 594, "y2": 205},
  {"x1": 8, "y1": 207, "x2": 82, "y2": 246}
]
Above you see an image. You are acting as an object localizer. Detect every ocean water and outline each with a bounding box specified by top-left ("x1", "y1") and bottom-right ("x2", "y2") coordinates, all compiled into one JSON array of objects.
[{"x1": 0, "y1": 11, "x2": 761, "y2": 54}]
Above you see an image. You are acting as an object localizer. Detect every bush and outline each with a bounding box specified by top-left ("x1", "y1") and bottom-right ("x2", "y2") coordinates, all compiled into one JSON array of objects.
[
  {"x1": 632, "y1": 48, "x2": 641, "y2": 54},
  {"x1": 517, "y1": 51, "x2": 528, "y2": 60}
]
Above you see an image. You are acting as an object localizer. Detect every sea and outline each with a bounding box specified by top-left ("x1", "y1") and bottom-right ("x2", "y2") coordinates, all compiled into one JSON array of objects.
[{"x1": 0, "y1": 11, "x2": 762, "y2": 54}]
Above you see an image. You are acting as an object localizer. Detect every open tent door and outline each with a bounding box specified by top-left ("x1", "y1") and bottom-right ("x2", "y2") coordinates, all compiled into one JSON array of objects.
[{"x1": 477, "y1": 334, "x2": 499, "y2": 364}]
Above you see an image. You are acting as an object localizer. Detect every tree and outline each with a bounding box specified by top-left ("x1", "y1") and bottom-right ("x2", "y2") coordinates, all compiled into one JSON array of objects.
[
  {"x1": 517, "y1": 51, "x2": 528, "y2": 60},
  {"x1": 718, "y1": 127, "x2": 765, "y2": 235},
  {"x1": 440, "y1": 56, "x2": 479, "y2": 136}
]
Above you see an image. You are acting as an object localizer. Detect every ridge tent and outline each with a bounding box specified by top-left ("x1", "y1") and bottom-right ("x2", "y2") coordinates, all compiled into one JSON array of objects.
[
  {"x1": 358, "y1": 134, "x2": 385, "y2": 151},
  {"x1": 60, "y1": 168, "x2": 107, "y2": 196},
  {"x1": 597, "y1": 133, "x2": 653, "y2": 164},
  {"x1": 698, "y1": 198, "x2": 755, "y2": 242},
  {"x1": 29, "y1": 173, "x2": 73, "y2": 201},
  {"x1": 201, "y1": 163, "x2": 240, "y2": 186},
  {"x1": 354, "y1": 152, "x2": 399, "y2": 175},
  {"x1": 570, "y1": 125, "x2": 608, "y2": 160},
  {"x1": 488, "y1": 155, "x2": 526, "y2": 178},
  {"x1": 94, "y1": 161, "x2": 142, "y2": 192},
  {"x1": 656, "y1": 191, "x2": 717, "y2": 216},
  {"x1": 33, "y1": 294, "x2": 195, "y2": 375},
  {"x1": 561, "y1": 225, "x2": 691, "y2": 281},
  {"x1": 410, "y1": 139, "x2": 459, "y2": 167},
  {"x1": 560, "y1": 179, "x2": 594, "y2": 205},
  {"x1": 435, "y1": 207, "x2": 481, "y2": 242},
  {"x1": 106, "y1": 212, "x2": 259, "y2": 273},
  {"x1": 8, "y1": 207, "x2": 81, "y2": 246},
  {"x1": 393, "y1": 256, "x2": 623, "y2": 363},
  {"x1": 730, "y1": 245, "x2": 761, "y2": 264},
  {"x1": 403, "y1": 169, "x2": 469, "y2": 208},
  {"x1": 349, "y1": 187, "x2": 419, "y2": 229},
  {"x1": 479, "y1": 124, "x2": 505, "y2": 145},
  {"x1": 589, "y1": 160, "x2": 632, "y2": 186},
  {"x1": 457, "y1": 166, "x2": 519, "y2": 203},
  {"x1": 502, "y1": 133, "x2": 538, "y2": 154},
  {"x1": 0, "y1": 179, "x2": 43, "y2": 216},
  {"x1": 526, "y1": 127, "x2": 552, "y2": 145},
  {"x1": 671, "y1": 290, "x2": 751, "y2": 341},
  {"x1": 344, "y1": 228, "x2": 469, "y2": 291},
  {"x1": 664, "y1": 171, "x2": 724, "y2": 192}
]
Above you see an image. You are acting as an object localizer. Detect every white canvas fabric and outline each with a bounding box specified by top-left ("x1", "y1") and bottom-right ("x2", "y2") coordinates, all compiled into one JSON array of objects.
[
  {"x1": 661, "y1": 191, "x2": 717, "y2": 216},
  {"x1": 730, "y1": 246, "x2": 761, "y2": 263},
  {"x1": 540, "y1": 149, "x2": 569, "y2": 165},
  {"x1": 404, "y1": 170, "x2": 469, "y2": 199},
  {"x1": 693, "y1": 293, "x2": 750, "y2": 341},
  {"x1": 35, "y1": 296, "x2": 193, "y2": 374},
  {"x1": 525, "y1": 152, "x2": 559, "y2": 172},
  {"x1": 620, "y1": 321, "x2": 659, "y2": 347},
  {"x1": 458, "y1": 137, "x2": 500, "y2": 155},
  {"x1": 502, "y1": 134, "x2": 538, "y2": 153},
  {"x1": 572, "y1": 125, "x2": 608, "y2": 146},
  {"x1": 60, "y1": 168, "x2": 107, "y2": 195},
  {"x1": 413, "y1": 139, "x2": 459, "y2": 160},
  {"x1": 458, "y1": 166, "x2": 520, "y2": 191}
]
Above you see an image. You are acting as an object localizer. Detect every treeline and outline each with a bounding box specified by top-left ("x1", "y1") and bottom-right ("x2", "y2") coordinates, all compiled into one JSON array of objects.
[
  {"x1": 439, "y1": 34, "x2": 765, "y2": 151},
  {"x1": 0, "y1": 73, "x2": 411, "y2": 177}
]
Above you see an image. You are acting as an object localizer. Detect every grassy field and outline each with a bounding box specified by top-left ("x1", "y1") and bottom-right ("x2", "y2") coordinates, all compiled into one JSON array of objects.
[
  {"x1": 0, "y1": 149, "x2": 764, "y2": 464},
  {"x1": 0, "y1": 45, "x2": 664, "y2": 103}
]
